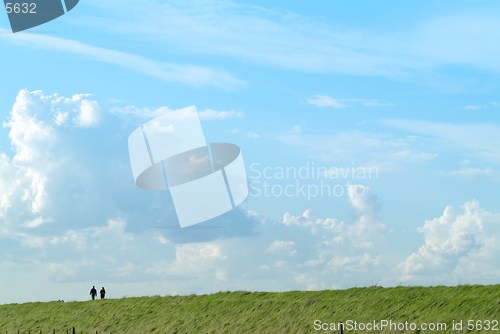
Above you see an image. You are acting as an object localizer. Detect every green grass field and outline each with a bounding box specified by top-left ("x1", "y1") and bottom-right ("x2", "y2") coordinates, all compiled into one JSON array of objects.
[{"x1": 0, "y1": 285, "x2": 499, "y2": 333}]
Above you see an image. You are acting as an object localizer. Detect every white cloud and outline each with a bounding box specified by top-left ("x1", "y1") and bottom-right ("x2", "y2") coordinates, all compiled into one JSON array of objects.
[
  {"x1": 383, "y1": 119, "x2": 500, "y2": 164},
  {"x1": 463, "y1": 105, "x2": 483, "y2": 110},
  {"x1": 399, "y1": 200, "x2": 500, "y2": 283},
  {"x1": 375, "y1": 149, "x2": 437, "y2": 163},
  {"x1": 111, "y1": 105, "x2": 242, "y2": 120},
  {"x1": 274, "y1": 261, "x2": 287, "y2": 268},
  {"x1": 0, "y1": 90, "x2": 107, "y2": 221},
  {"x1": 1, "y1": 86, "x2": 499, "y2": 302},
  {"x1": 449, "y1": 167, "x2": 498, "y2": 181},
  {"x1": 198, "y1": 109, "x2": 243, "y2": 120},
  {"x1": 111, "y1": 263, "x2": 135, "y2": 278},
  {"x1": 48, "y1": 218, "x2": 133, "y2": 251},
  {"x1": 345, "y1": 185, "x2": 386, "y2": 248},
  {"x1": 16, "y1": 233, "x2": 45, "y2": 249},
  {"x1": 75, "y1": 100, "x2": 100, "y2": 127},
  {"x1": 21, "y1": 216, "x2": 54, "y2": 228},
  {"x1": 276, "y1": 128, "x2": 434, "y2": 168},
  {"x1": 246, "y1": 132, "x2": 260, "y2": 138},
  {"x1": 72, "y1": 2, "x2": 500, "y2": 86},
  {"x1": 283, "y1": 209, "x2": 338, "y2": 232},
  {"x1": 0, "y1": 29, "x2": 242, "y2": 89},
  {"x1": 283, "y1": 185, "x2": 385, "y2": 249},
  {"x1": 266, "y1": 240, "x2": 297, "y2": 256},
  {"x1": 410, "y1": 14, "x2": 500, "y2": 72},
  {"x1": 294, "y1": 273, "x2": 323, "y2": 290},
  {"x1": 307, "y1": 95, "x2": 347, "y2": 108},
  {"x1": 262, "y1": 185, "x2": 387, "y2": 288},
  {"x1": 327, "y1": 253, "x2": 380, "y2": 274},
  {"x1": 308, "y1": 95, "x2": 394, "y2": 108},
  {"x1": 46, "y1": 261, "x2": 84, "y2": 282},
  {"x1": 491, "y1": 102, "x2": 500, "y2": 107},
  {"x1": 166, "y1": 243, "x2": 227, "y2": 277}
]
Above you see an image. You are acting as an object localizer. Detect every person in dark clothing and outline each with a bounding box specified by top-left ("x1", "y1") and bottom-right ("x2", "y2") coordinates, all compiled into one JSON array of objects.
[
  {"x1": 100, "y1": 287, "x2": 106, "y2": 299},
  {"x1": 90, "y1": 286, "x2": 97, "y2": 300}
]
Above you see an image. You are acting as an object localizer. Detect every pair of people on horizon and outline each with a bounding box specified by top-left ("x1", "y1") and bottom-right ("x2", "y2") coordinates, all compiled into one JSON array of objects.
[{"x1": 90, "y1": 286, "x2": 106, "y2": 300}]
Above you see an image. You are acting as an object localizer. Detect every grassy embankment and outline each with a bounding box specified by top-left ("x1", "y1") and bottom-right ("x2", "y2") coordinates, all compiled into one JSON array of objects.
[{"x1": 0, "y1": 285, "x2": 499, "y2": 333}]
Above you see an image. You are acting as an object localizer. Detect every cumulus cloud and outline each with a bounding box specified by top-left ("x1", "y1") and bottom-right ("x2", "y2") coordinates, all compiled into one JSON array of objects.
[
  {"x1": 283, "y1": 209, "x2": 338, "y2": 232},
  {"x1": 11, "y1": 217, "x2": 162, "y2": 285},
  {"x1": 0, "y1": 91, "x2": 392, "y2": 299},
  {"x1": 145, "y1": 242, "x2": 228, "y2": 280},
  {"x1": 50, "y1": 218, "x2": 133, "y2": 251},
  {"x1": 75, "y1": 100, "x2": 100, "y2": 127},
  {"x1": 327, "y1": 253, "x2": 381, "y2": 274},
  {"x1": 0, "y1": 90, "x2": 103, "y2": 220},
  {"x1": 270, "y1": 185, "x2": 386, "y2": 288},
  {"x1": 281, "y1": 185, "x2": 386, "y2": 248},
  {"x1": 170, "y1": 243, "x2": 227, "y2": 276},
  {"x1": 266, "y1": 240, "x2": 297, "y2": 256},
  {"x1": 1, "y1": 88, "x2": 498, "y2": 304},
  {"x1": 399, "y1": 200, "x2": 500, "y2": 284},
  {"x1": 345, "y1": 185, "x2": 386, "y2": 248}
]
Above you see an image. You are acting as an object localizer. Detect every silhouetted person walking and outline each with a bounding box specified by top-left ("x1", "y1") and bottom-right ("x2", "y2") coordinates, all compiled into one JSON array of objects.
[
  {"x1": 90, "y1": 286, "x2": 97, "y2": 300},
  {"x1": 100, "y1": 287, "x2": 106, "y2": 299}
]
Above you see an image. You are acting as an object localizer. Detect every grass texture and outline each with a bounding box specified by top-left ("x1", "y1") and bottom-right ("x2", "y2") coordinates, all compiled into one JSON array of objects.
[{"x1": 0, "y1": 285, "x2": 499, "y2": 333}]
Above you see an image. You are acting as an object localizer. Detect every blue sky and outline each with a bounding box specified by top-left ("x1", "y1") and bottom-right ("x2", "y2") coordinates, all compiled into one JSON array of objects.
[{"x1": 0, "y1": 0, "x2": 499, "y2": 304}]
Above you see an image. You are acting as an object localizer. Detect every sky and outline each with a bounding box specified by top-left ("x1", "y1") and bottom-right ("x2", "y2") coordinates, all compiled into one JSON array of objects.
[{"x1": 0, "y1": 0, "x2": 499, "y2": 304}]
